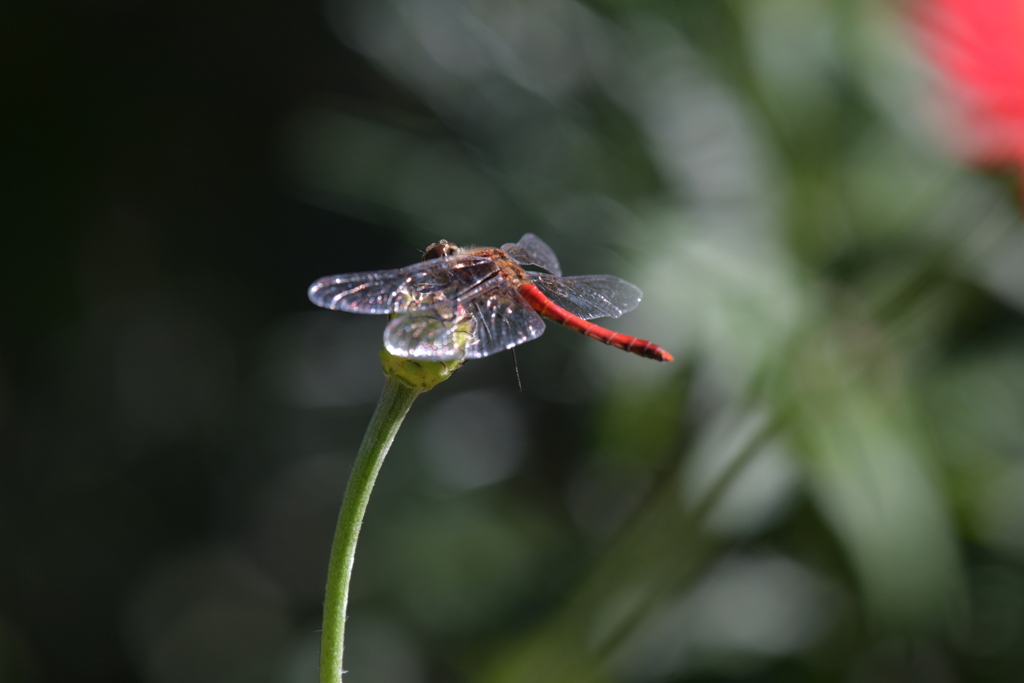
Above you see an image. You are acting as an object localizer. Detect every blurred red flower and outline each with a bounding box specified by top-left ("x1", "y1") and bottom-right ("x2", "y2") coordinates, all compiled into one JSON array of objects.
[{"x1": 914, "y1": 0, "x2": 1024, "y2": 172}]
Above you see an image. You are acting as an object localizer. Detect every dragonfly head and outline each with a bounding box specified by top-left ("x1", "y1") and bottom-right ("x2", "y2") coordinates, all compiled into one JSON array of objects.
[{"x1": 423, "y1": 240, "x2": 459, "y2": 260}]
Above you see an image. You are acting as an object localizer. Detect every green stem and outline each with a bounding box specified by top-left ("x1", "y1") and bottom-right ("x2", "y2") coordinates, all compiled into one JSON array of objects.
[{"x1": 319, "y1": 374, "x2": 422, "y2": 683}]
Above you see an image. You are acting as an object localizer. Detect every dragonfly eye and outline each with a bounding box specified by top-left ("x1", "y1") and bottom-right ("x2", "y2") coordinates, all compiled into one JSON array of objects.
[{"x1": 423, "y1": 240, "x2": 458, "y2": 260}]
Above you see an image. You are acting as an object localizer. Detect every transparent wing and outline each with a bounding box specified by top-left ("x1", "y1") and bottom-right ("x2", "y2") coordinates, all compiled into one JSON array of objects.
[
  {"x1": 308, "y1": 255, "x2": 498, "y2": 314},
  {"x1": 382, "y1": 313, "x2": 474, "y2": 360},
  {"x1": 501, "y1": 233, "x2": 562, "y2": 276},
  {"x1": 530, "y1": 273, "x2": 642, "y2": 320},
  {"x1": 385, "y1": 280, "x2": 546, "y2": 360},
  {"x1": 460, "y1": 285, "x2": 546, "y2": 358}
]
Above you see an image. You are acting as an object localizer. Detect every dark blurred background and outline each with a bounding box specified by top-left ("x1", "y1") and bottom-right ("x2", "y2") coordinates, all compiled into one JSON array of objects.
[{"x1": 5, "y1": 0, "x2": 1024, "y2": 681}]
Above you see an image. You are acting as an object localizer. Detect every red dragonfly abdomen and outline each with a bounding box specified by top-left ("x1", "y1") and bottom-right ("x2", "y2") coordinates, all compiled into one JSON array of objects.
[{"x1": 518, "y1": 283, "x2": 674, "y2": 362}]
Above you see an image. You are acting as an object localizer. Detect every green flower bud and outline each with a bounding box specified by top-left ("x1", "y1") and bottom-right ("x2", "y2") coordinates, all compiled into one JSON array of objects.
[{"x1": 379, "y1": 347, "x2": 463, "y2": 391}]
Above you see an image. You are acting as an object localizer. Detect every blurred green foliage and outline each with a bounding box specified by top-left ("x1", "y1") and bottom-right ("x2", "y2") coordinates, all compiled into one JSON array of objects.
[{"x1": 5, "y1": 0, "x2": 1024, "y2": 682}]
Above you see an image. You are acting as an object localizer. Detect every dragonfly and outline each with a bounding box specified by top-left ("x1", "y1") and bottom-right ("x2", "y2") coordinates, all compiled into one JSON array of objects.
[{"x1": 308, "y1": 233, "x2": 673, "y2": 362}]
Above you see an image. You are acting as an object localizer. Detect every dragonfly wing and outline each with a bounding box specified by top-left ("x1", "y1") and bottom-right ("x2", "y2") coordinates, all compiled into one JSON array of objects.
[
  {"x1": 384, "y1": 281, "x2": 546, "y2": 360},
  {"x1": 532, "y1": 273, "x2": 642, "y2": 320},
  {"x1": 501, "y1": 233, "x2": 562, "y2": 276},
  {"x1": 309, "y1": 267, "x2": 414, "y2": 314},
  {"x1": 384, "y1": 313, "x2": 474, "y2": 360},
  {"x1": 461, "y1": 285, "x2": 546, "y2": 358},
  {"x1": 308, "y1": 255, "x2": 497, "y2": 314}
]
